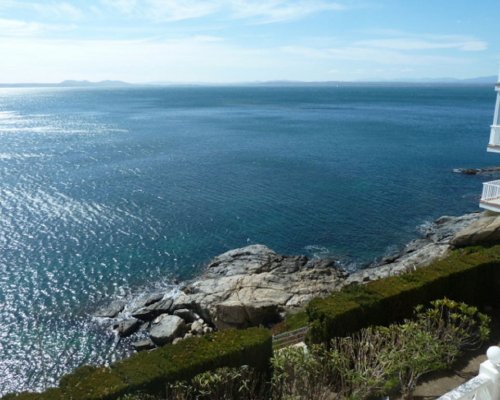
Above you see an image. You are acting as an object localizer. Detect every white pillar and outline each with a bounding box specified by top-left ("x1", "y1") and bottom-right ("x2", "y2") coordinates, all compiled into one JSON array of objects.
[
  {"x1": 489, "y1": 70, "x2": 500, "y2": 145},
  {"x1": 479, "y1": 346, "x2": 500, "y2": 399}
]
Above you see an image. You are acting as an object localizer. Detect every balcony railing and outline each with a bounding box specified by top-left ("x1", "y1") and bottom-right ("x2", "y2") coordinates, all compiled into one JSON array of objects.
[
  {"x1": 481, "y1": 180, "x2": 500, "y2": 204},
  {"x1": 438, "y1": 346, "x2": 500, "y2": 400}
]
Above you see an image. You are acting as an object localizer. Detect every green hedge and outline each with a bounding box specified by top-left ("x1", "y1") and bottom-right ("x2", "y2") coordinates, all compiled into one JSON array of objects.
[
  {"x1": 3, "y1": 328, "x2": 272, "y2": 400},
  {"x1": 307, "y1": 245, "x2": 500, "y2": 343}
]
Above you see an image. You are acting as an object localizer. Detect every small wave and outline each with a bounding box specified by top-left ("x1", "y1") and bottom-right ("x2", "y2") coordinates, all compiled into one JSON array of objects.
[
  {"x1": 0, "y1": 152, "x2": 47, "y2": 160},
  {"x1": 304, "y1": 244, "x2": 331, "y2": 258}
]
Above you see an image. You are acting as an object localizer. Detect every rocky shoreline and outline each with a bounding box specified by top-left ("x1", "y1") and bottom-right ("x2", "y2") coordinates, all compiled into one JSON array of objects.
[{"x1": 94, "y1": 210, "x2": 500, "y2": 351}]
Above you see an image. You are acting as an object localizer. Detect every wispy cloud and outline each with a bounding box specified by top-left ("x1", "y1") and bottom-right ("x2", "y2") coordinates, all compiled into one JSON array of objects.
[
  {"x1": 102, "y1": 0, "x2": 219, "y2": 22},
  {"x1": 100, "y1": 0, "x2": 345, "y2": 23},
  {"x1": 230, "y1": 0, "x2": 345, "y2": 24},
  {"x1": 0, "y1": 18, "x2": 74, "y2": 37},
  {"x1": 356, "y1": 35, "x2": 487, "y2": 52},
  {"x1": 0, "y1": 1, "x2": 84, "y2": 21}
]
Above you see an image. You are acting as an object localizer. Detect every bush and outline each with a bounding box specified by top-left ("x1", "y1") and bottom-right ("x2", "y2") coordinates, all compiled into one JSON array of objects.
[
  {"x1": 166, "y1": 365, "x2": 266, "y2": 400},
  {"x1": 274, "y1": 299, "x2": 490, "y2": 400},
  {"x1": 112, "y1": 328, "x2": 271, "y2": 396},
  {"x1": 307, "y1": 245, "x2": 500, "y2": 343},
  {"x1": 3, "y1": 328, "x2": 272, "y2": 400}
]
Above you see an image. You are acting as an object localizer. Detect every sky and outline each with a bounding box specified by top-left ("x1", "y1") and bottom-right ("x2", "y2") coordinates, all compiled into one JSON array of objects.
[{"x1": 0, "y1": 0, "x2": 499, "y2": 83}]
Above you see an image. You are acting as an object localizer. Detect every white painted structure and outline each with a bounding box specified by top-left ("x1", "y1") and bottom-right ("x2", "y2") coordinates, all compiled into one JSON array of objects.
[
  {"x1": 480, "y1": 71, "x2": 500, "y2": 211},
  {"x1": 488, "y1": 72, "x2": 500, "y2": 152},
  {"x1": 438, "y1": 346, "x2": 500, "y2": 400}
]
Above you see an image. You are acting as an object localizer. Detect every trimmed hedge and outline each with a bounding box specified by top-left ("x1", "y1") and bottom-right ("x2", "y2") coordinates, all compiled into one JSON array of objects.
[
  {"x1": 307, "y1": 245, "x2": 500, "y2": 343},
  {"x1": 3, "y1": 328, "x2": 272, "y2": 400}
]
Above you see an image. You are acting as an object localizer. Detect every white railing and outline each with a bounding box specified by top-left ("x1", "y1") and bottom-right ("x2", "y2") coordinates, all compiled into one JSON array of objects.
[
  {"x1": 481, "y1": 181, "x2": 500, "y2": 202},
  {"x1": 438, "y1": 346, "x2": 500, "y2": 400},
  {"x1": 272, "y1": 326, "x2": 309, "y2": 349}
]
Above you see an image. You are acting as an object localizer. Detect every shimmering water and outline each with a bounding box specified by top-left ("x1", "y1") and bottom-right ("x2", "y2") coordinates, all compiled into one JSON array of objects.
[{"x1": 0, "y1": 85, "x2": 496, "y2": 394}]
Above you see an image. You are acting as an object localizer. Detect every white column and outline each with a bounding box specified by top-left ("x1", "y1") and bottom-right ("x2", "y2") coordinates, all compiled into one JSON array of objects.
[
  {"x1": 489, "y1": 70, "x2": 500, "y2": 145},
  {"x1": 480, "y1": 346, "x2": 500, "y2": 399}
]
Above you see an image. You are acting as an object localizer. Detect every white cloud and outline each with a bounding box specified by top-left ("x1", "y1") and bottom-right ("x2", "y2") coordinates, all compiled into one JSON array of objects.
[
  {"x1": 356, "y1": 37, "x2": 487, "y2": 52},
  {"x1": 102, "y1": 0, "x2": 220, "y2": 21},
  {"x1": 229, "y1": 0, "x2": 345, "y2": 24},
  {"x1": 100, "y1": 0, "x2": 345, "y2": 23},
  {"x1": 0, "y1": 2, "x2": 85, "y2": 21},
  {"x1": 0, "y1": 18, "x2": 74, "y2": 37}
]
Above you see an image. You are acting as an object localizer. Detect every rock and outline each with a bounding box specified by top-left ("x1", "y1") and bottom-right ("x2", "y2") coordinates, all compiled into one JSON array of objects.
[
  {"x1": 202, "y1": 326, "x2": 213, "y2": 334},
  {"x1": 133, "y1": 292, "x2": 165, "y2": 308},
  {"x1": 346, "y1": 212, "x2": 482, "y2": 285},
  {"x1": 451, "y1": 214, "x2": 500, "y2": 248},
  {"x1": 117, "y1": 318, "x2": 141, "y2": 337},
  {"x1": 131, "y1": 298, "x2": 173, "y2": 321},
  {"x1": 214, "y1": 300, "x2": 280, "y2": 330},
  {"x1": 172, "y1": 337, "x2": 182, "y2": 345},
  {"x1": 94, "y1": 300, "x2": 126, "y2": 318},
  {"x1": 132, "y1": 338, "x2": 155, "y2": 351},
  {"x1": 190, "y1": 320, "x2": 204, "y2": 335},
  {"x1": 149, "y1": 315, "x2": 186, "y2": 345},
  {"x1": 173, "y1": 308, "x2": 199, "y2": 323},
  {"x1": 169, "y1": 244, "x2": 347, "y2": 329},
  {"x1": 454, "y1": 167, "x2": 500, "y2": 175}
]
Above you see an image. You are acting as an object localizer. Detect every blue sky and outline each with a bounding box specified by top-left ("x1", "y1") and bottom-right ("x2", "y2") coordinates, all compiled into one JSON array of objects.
[{"x1": 0, "y1": 0, "x2": 499, "y2": 83}]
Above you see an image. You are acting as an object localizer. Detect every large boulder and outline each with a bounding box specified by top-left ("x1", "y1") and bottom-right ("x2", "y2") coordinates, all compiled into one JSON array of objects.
[
  {"x1": 451, "y1": 213, "x2": 500, "y2": 248},
  {"x1": 117, "y1": 318, "x2": 142, "y2": 337},
  {"x1": 149, "y1": 314, "x2": 187, "y2": 345},
  {"x1": 94, "y1": 300, "x2": 126, "y2": 318},
  {"x1": 131, "y1": 298, "x2": 173, "y2": 321},
  {"x1": 214, "y1": 300, "x2": 280, "y2": 330}
]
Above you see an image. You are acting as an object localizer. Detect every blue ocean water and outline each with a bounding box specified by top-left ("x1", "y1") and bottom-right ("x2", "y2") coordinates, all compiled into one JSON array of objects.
[{"x1": 0, "y1": 84, "x2": 496, "y2": 393}]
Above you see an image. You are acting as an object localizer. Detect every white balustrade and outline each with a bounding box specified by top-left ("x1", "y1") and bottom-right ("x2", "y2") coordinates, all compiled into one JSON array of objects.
[
  {"x1": 438, "y1": 346, "x2": 500, "y2": 400},
  {"x1": 481, "y1": 181, "x2": 500, "y2": 202}
]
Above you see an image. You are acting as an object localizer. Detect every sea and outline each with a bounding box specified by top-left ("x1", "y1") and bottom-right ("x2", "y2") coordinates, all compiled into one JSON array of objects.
[{"x1": 0, "y1": 84, "x2": 496, "y2": 394}]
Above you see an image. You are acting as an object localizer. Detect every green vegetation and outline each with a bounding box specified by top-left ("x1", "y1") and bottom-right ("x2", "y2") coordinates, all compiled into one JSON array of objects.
[
  {"x1": 273, "y1": 298, "x2": 490, "y2": 400},
  {"x1": 4, "y1": 328, "x2": 271, "y2": 400},
  {"x1": 271, "y1": 310, "x2": 308, "y2": 335},
  {"x1": 307, "y1": 245, "x2": 500, "y2": 343},
  {"x1": 116, "y1": 299, "x2": 491, "y2": 400}
]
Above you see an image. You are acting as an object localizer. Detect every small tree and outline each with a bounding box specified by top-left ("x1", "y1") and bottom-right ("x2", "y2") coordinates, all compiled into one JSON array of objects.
[
  {"x1": 386, "y1": 321, "x2": 448, "y2": 399},
  {"x1": 413, "y1": 298, "x2": 490, "y2": 366}
]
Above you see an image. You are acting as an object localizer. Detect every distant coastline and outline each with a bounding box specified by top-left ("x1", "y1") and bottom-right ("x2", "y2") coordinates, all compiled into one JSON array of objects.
[{"x1": 0, "y1": 75, "x2": 496, "y2": 88}]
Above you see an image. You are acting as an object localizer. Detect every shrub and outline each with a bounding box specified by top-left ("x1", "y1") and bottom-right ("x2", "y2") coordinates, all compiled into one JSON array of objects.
[
  {"x1": 165, "y1": 365, "x2": 266, "y2": 400},
  {"x1": 307, "y1": 245, "x2": 500, "y2": 343},
  {"x1": 271, "y1": 345, "x2": 334, "y2": 400},
  {"x1": 112, "y1": 328, "x2": 271, "y2": 396},
  {"x1": 3, "y1": 328, "x2": 272, "y2": 400},
  {"x1": 413, "y1": 298, "x2": 490, "y2": 364},
  {"x1": 274, "y1": 299, "x2": 490, "y2": 400}
]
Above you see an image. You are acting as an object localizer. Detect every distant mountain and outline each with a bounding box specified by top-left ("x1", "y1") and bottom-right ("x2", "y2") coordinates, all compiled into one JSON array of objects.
[
  {"x1": 403, "y1": 75, "x2": 497, "y2": 84},
  {"x1": 58, "y1": 80, "x2": 132, "y2": 87},
  {"x1": 0, "y1": 76, "x2": 496, "y2": 88},
  {"x1": 0, "y1": 80, "x2": 132, "y2": 88}
]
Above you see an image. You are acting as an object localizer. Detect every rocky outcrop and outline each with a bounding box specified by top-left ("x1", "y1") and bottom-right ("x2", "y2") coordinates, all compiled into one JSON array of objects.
[
  {"x1": 171, "y1": 245, "x2": 347, "y2": 329},
  {"x1": 95, "y1": 210, "x2": 500, "y2": 351},
  {"x1": 451, "y1": 212, "x2": 500, "y2": 247},
  {"x1": 454, "y1": 167, "x2": 500, "y2": 175},
  {"x1": 346, "y1": 212, "x2": 482, "y2": 284}
]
